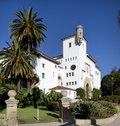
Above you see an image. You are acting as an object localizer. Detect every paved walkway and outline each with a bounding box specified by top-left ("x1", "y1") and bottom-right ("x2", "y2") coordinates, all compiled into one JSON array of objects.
[
  {"x1": 20, "y1": 122, "x2": 61, "y2": 126},
  {"x1": 19, "y1": 114, "x2": 120, "y2": 126},
  {"x1": 20, "y1": 122, "x2": 77, "y2": 126},
  {"x1": 102, "y1": 115, "x2": 120, "y2": 126}
]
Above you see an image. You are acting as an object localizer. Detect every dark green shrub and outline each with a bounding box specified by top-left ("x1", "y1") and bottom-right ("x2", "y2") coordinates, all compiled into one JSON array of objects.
[
  {"x1": 76, "y1": 88, "x2": 85, "y2": 99},
  {"x1": 16, "y1": 87, "x2": 45, "y2": 108},
  {"x1": 70, "y1": 102, "x2": 91, "y2": 119},
  {"x1": 92, "y1": 88, "x2": 101, "y2": 101},
  {"x1": 46, "y1": 101, "x2": 59, "y2": 111},
  {"x1": 45, "y1": 90, "x2": 61, "y2": 111},
  {"x1": 16, "y1": 88, "x2": 31, "y2": 108},
  {"x1": 0, "y1": 84, "x2": 16, "y2": 110}
]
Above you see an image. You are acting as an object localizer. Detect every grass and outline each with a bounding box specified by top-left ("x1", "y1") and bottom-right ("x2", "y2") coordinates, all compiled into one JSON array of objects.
[
  {"x1": 0, "y1": 106, "x2": 59, "y2": 124},
  {"x1": 115, "y1": 104, "x2": 120, "y2": 112}
]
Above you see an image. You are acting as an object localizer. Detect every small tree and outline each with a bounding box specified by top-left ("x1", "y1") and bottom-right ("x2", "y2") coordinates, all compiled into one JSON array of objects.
[{"x1": 76, "y1": 87, "x2": 85, "y2": 99}]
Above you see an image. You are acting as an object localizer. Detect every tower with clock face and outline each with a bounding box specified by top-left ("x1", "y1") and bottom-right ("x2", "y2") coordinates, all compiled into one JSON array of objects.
[
  {"x1": 62, "y1": 25, "x2": 87, "y2": 97},
  {"x1": 61, "y1": 25, "x2": 101, "y2": 99}
]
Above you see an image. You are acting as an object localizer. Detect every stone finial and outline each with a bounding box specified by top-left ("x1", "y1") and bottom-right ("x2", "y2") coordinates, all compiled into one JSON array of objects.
[
  {"x1": 61, "y1": 90, "x2": 68, "y2": 97},
  {"x1": 8, "y1": 90, "x2": 17, "y2": 100}
]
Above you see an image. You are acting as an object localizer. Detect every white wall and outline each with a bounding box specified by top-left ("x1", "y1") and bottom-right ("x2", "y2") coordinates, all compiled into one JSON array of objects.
[{"x1": 35, "y1": 57, "x2": 63, "y2": 93}]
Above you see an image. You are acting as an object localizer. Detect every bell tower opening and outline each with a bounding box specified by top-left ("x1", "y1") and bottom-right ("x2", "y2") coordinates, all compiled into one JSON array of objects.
[{"x1": 84, "y1": 77, "x2": 91, "y2": 100}]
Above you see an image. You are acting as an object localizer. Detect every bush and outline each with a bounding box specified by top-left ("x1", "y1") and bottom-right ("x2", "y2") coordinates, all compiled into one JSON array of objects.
[
  {"x1": 0, "y1": 84, "x2": 16, "y2": 110},
  {"x1": 70, "y1": 101, "x2": 91, "y2": 119},
  {"x1": 16, "y1": 88, "x2": 31, "y2": 108},
  {"x1": 92, "y1": 88, "x2": 101, "y2": 101},
  {"x1": 46, "y1": 101, "x2": 59, "y2": 111},
  {"x1": 76, "y1": 88, "x2": 85, "y2": 99},
  {"x1": 16, "y1": 87, "x2": 46, "y2": 108},
  {"x1": 90, "y1": 101, "x2": 117, "y2": 118},
  {"x1": 70, "y1": 100, "x2": 117, "y2": 119},
  {"x1": 45, "y1": 90, "x2": 61, "y2": 111}
]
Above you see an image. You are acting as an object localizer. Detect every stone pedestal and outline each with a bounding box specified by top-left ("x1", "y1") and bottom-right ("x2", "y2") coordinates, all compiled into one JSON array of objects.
[
  {"x1": 5, "y1": 90, "x2": 19, "y2": 126},
  {"x1": 59, "y1": 90, "x2": 70, "y2": 123}
]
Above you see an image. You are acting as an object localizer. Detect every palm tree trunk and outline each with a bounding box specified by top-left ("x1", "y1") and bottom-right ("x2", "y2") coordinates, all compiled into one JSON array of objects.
[
  {"x1": 17, "y1": 78, "x2": 21, "y2": 92},
  {"x1": 27, "y1": 43, "x2": 31, "y2": 88}
]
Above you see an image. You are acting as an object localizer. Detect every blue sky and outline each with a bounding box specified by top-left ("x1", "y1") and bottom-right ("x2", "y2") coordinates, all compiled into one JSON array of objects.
[{"x1": 0, "y1": 0, "x2": 120, "y2": 77}]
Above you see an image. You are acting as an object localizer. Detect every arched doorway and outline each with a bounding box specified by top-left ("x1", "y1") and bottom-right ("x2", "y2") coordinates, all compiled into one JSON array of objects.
[
  {"x1": 86, "y1": 83, "x2": 89, "y2": 99},
  {"x1": 84, "y1": 77, "x2": 91, "y2": 99}
]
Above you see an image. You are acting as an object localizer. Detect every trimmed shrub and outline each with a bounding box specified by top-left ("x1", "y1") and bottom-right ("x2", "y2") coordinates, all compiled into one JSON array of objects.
[
  {"x1": 76, "y1": 88, "x2": 85, "y2": 99},
  {"x1": 92, "y1": 88, "x2": 101, "y2": 101}
]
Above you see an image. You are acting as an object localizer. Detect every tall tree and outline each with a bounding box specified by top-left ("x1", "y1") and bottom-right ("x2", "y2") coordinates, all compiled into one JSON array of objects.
[
  {"x1": 10, "y1": 7, "x2": 46, "y2": 53},
  {"x1": 0, "y1": 42, "x2": 34, "y2": 91},
  {"x1": 101, "y1": 69, "x2": 120, "y2": 96}
]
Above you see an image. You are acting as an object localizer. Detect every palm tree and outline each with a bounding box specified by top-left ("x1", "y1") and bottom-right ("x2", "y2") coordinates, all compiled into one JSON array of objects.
[
  {"x1": 10, "y1": 7, "x2": 46, "y2": 54},
  {"x1": 0, "y1": 42, "x2": 34, "y2": 91}
]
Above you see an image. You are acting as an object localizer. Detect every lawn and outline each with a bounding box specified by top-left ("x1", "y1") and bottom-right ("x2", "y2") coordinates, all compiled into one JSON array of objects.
[
  {"x1": 0, "y1": 106, "x2": 59, "y2": 124},
  {"x1": 115, "y1": 104, "x2": 120, "y2": 112}
]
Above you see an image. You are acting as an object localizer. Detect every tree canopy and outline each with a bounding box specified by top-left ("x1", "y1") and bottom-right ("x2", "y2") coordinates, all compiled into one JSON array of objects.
[
  {"x1": 101, "y1": 68, "x2": 120, "y2": 96},
  {"x1": 10, "y1": 7, "x2": 46, "y2": 53}
]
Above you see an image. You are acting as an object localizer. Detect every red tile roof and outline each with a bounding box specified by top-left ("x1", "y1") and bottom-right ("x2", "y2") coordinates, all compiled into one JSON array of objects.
[{"x1": 49, "y1": 85, "x2": 75, "y2": 91}]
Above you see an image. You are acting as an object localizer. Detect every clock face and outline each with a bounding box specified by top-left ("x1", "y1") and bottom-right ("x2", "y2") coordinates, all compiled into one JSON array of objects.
[{"x1": 71, "y1": 65, "x2": 76, "y2": 70}]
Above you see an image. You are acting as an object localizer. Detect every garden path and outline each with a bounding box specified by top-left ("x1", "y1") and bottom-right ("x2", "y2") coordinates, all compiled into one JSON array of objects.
[{"x1": 101, "y1": 115, "x2": 120, "y2": 126}]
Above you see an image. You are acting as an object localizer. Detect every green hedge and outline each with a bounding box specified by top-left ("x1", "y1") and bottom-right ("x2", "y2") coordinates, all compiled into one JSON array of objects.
[
  {"x1": 92, "y1": 88, "x2": 101, "y2": 101},
  {"x1": 70, "y1": 100, "x2": 117, "y2": 119},
  {"x1": 76, "y1": 88, "x2": 85, "y2": 99}
]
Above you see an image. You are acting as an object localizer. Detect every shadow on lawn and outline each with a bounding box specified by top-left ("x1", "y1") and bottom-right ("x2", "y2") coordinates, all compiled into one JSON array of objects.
[{"x1": 47, "y1": 113, "x2": 59, "y2": 118}]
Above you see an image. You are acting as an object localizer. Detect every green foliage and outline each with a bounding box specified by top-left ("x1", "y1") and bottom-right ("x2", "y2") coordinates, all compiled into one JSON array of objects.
[
  {"x1": 92, "y1": 88, "x2": 101, "y2": 100},
  {"x1": 76, "y1": 87, "x2": 85, "y2": 99},
  {"x1": 0, "y1": 84, "x2": 16, "y2": 110},
  {"x1": 70, "y1": 101, "x2": 117, "y2": 119},
  {"x1": 46, "y1": 90, "x2": 61, "y2": 103},
  {"x1": 10, "y1": 7, "x2": 46, "y2": 51},
  {"x1": 16, "y1": 88, "x2": 31, "y2": 108},
  {"x1": 90, "y1": 101, "x2": 117, "y2": 118},
  {"x1": 0, "y1": 114, "x2": 7, "y2": 126},
  {"x1": 16, "y1": 87, "x2": 46, "y2": 108},
  {"x1": 101, "y1": 68, "x2": 120, "y2": 96},
  {"x1": 100, "y1": 95, "x2": 120, "y2": 103},
  {"x1": 0, "y1": 42, "x2": 35, "y2": 91},
  {"x1": 45, "y1": 90, "x2": 61, "y2": 111},
  {"x1": 46, "y1": 101, "x2": 59, "y2": 111},
  {"x1": 70, "y1": 102, "x2": 91, "y2": 119},
  {"x1": 101, "y1": 75, "x2": 112, "y2": 96}
]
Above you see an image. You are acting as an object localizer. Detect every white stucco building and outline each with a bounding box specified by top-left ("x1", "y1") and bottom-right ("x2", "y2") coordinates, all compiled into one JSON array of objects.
[{"x1": 35, "y1": 25, "x2": 101, "y2": 99}]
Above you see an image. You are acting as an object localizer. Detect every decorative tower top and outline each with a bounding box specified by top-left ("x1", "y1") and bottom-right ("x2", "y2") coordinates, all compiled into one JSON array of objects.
[{"x1": 76, "y1": 25, "x2": 83, "y2": 45}]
